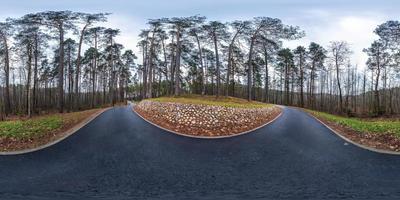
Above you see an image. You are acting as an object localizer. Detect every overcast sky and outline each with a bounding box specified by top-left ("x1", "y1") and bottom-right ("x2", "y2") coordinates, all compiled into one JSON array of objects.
[{"x1": 1, "y1": 0, "x2": 399, "y2": 68}]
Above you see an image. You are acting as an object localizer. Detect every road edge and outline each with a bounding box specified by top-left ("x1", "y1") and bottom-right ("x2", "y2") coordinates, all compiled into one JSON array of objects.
[
  {"x1": 0, "y1": 107, "x2": 112, "y2": 156},
  {"x1": 132, "y1": 105, "x2": 283, "y2": 139},
  {"x1": 302, "y1": 109, "x2": 400, "y2": 156}
]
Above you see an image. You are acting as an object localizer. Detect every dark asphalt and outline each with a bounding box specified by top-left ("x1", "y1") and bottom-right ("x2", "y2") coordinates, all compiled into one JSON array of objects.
[{"x1": 1, "y1": 105, "x2": 400, "y2": 200}]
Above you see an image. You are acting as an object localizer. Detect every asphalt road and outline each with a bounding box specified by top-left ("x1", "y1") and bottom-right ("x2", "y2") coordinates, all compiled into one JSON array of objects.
[{"x1": 0, "y1": 105, "x2": 400, "y2": 200}]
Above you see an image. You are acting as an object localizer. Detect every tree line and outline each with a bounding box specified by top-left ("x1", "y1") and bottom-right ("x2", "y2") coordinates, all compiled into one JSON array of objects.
[
  {"x1": 2, "y1": 13, "x2": 399, "y2": 119},
  {"x1": 0, "y1": 11, "x2": 137, "y2": 119},
  {"x1": 133, "y1": 16, "x2": 400, "y2": 117}
]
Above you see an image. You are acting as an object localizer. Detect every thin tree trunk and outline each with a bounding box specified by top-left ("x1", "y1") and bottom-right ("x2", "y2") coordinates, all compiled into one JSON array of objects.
[
  {"x1": 33, "y1": 34, "x2": 39, "y2": 114},
  {"x1": 226, "y1": 31, "x2": 240, "y2": 97},
  {"x1": 26, "y1": 44, "x2": 33, "y2": 117},
  {"x1": 264, "y1": 49, "x2": 269, "y2": 103},
  {"x1": 174, "y1": 26, "x2": 181, "y2": 96},
  {"x1": 213, "y1": 32, "x2": 220, "y2": 98},
  {"x1": 58, "y1": 26, "x2": 65, "y2": 113},
  {"x1": 75, "y1": 24, "x2": 88, "y2": 110},
  {"x1": 194, "y1": 33, "x2": 205, "y2": 96},
  {"x1": 1, "y1": 35, "x2": 11, "y2": 115},
  {"x1": 335, "y1": 54, "x2": 343, "y2": 113}
]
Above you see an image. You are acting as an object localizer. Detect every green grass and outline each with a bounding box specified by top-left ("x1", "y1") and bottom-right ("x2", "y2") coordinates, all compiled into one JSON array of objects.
[
  {"x1": 149, "y1": 94, "x2": 273, "y2": 109},
  {"x1": 0, "y1": 116, "x2": 63, "y2": 139},
  {"x1": 0, "y1": 108, "x2": 101, "y2": 139},
  {"x1": 308, "y1": 110, "x2": 400, "y2": 137}
]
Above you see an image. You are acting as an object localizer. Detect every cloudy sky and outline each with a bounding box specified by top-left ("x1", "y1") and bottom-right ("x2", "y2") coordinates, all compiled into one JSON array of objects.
[{"x1": 1, "y1": 0, "x2": 399, "y2": 68}]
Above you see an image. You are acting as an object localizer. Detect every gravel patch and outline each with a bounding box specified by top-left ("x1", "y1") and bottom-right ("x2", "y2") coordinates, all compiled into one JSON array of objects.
[{"x1": 134, "y1": 100, "x2": 281, "y2": 137}]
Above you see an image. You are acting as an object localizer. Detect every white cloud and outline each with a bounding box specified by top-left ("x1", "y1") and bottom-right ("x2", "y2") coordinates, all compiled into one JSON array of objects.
[
  {"x1": 285, "y1": 12, "x2": 385, "y2": 69},
  {"x1": 101, "y1": 14, "x2": 144, "y2": 55}
]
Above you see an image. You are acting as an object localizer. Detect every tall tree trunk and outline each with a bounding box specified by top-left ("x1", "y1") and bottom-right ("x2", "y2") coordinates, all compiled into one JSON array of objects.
[
  {"x1": 213, "y1": 32, "x2": 220, "y2": 98},
  {"x1": 109, "y1": 37, "x2": 115, "y2": 106},
  {"x1": 58, "y1": 26, "x2": 65, "y2": 113},
  {"x1": 1, "y1": 35, "x2": 11, "y2": 115},
  {"x1": 67, "y1": 46, "x2": 73, "y2": 112},
  {"x1": 75, "y1": 24, "x2": 88, "y2": 110},
  {"x1": 247, "y1": 37, "x2": 255, "y2": 101},
  {"x1": 147, "y1": 30, "x2": 156, "y2": 98},
  {"x1": 174, "y1": 27, "x2": 181, "y2": 96},
  {"x1": 91, "y1": 60, "x2": 96, "y2": 108},
  {"x1": 362, "y1": 70, "x2": 366, "y2": 113},
  {"x1": 161, "y1": 37, "x2": 169, "y2": 94},
  {"x1": 26, "y1": 44, "x2": 33, "y2": 117},
  {"x1": 246, "y1": 27, "x2": 263, "y2": 101},
  {"x1": 374, "y1": 61, "x2": 381, "y2": 115},
  {"x1": 299, "y1": 54, "x2": 304, "y2": 107},
  {"x1": 33, "y1": 34, "x2": 39, "y2": 114},
  {"x1": 285, "y1": 62, "x2": 289, "y2": 105},
  {"x1": 142, "y1": 43, "x2": 148, "y2": 99},
  {"x1": 310, "y1": 63, "x2": 315, "y2": 109},
  {"x1": 263, "y1": 47, "x2": 269, "y2": 103},
  {"x1": 194, "y1": 33, "x2": 205, "y2": 96},
  {"x1": 226, "y1": 31, "x2": 240, "y2": 97},
  {"x1": 92, "y1": 33, "x2": 98, "y2": 107},
  {"x1": 335, "y1": 55, "x2": 343, "y2": 113}
]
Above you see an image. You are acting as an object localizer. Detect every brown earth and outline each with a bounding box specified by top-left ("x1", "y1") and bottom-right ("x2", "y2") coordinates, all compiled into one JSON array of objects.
[
  {"x1": 134, "y1": 100, "x2": 281, "y2": 137},
  {"x1": 0, "y1": 108, "x2": 106, "y2": 152},
  {"x1": 310, "y1": 113, "x2": 400, "y2": 153}
]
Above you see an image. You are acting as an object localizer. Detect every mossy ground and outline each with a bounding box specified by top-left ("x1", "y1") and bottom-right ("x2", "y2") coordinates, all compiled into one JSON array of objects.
[
  {"x1": 308, "y1": 110, "x2": 400, "y2": 138},
  {"x1": 149, "y1": 95, "x2": 273, "y2": 109},
  {"x1": 0, "y1": 109, "x2": 102, "y2": 139}
]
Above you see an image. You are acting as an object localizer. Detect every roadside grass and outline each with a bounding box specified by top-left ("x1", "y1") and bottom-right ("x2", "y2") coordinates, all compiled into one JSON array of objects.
[
  {"x1": 149, "y1": 94, "x2": 273, "y2": 108},
  {"x1": 0, "y1": 109, "x2": 102, "y2": 139},
  {"x1": 0, "y1": 116, "x2": 62, "y2": 139},
  {"x1": 307, "y1": 110, "x2": 400, "y2": 137}
]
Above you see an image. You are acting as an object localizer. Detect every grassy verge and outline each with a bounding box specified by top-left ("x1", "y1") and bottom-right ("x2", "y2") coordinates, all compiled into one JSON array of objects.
[
  {"x1": 0, "y1": 109, "x2": 103, "y2": 140},
  {"x1": 307, "y1": 109, "x2": 400, "y2": 138},
  {"x1": 149, "y1": 94, "x2": 273, "y2": 109}
]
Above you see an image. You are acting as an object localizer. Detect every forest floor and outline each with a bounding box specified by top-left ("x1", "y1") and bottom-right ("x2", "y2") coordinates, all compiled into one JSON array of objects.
[
  {"x1": 306, "y1": 109, "x2": 400, "y2": 152},
  {"x1": 134, "y1": 95, "x2": 281, "y2": 137},
  {"x1": 0, "y1": 108, "x2": 107, "y2": 152}
]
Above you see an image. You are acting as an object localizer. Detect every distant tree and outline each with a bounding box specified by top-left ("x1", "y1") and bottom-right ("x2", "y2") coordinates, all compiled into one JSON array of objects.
[
  {"x1": 375, "y1": 21, "x2": 400, "y2": 46},
  {"x1": 277, "y1": 48, "x2": 294, "y2": 105},
  {"x1": 308, "y1": 42, "x2": 327, "y2": 109},
  {"x1": 84, "y1": 26, "x2": 105, "y2": 104},
  {"x1": 363, "y1": 40, "x2": 391, "y2": 115},
  {"x1": 63, "y1": 38, "x2": 77, "y2": 111},
  {"x1": 74, "y1": 13, "x2": 108, "y2": 110},
  {"x1": 145, "y1": 19, "x2": 164, "y2": 98},
  {"x1": 246, "y1": 17, "x2": 303, "y2": 101},
  {"x1": 260, "y1": 38, "x2": 280, "y2": 102},
  {"x1": 188, "y1": 17, "x2": 206, "y2": 95},
  {"x1": 137, "y1": 30, "x2": 150, "y2": 99},
  {"x1": 203, "y1": 21, "x2": 229, "y2": 98},
  {"x1": 293, "y1": 46, "x2": 307, "y2": 107},
  {"x1": 375, "y1": 21, "x2": 400, "y2": 114},
  {"x1": 103, "y1": 28, "x2": 120, "y2": 105},
  {"x1": 166, "y1": 16, "x2": 204, "y2": 96},
  {"x1": 0, "y1": 21, "x2": 13, "y2": 115},
  {"x1": 328, "y1": 41, "x2": 352, "y2": 113},
  {"x1": 82, "y1": 47, "x2": 97, "y2": 108},
  {"x1": 37, "y1": 11, "x2": 79, "y2": 113},
  {"x1": 14, "y1": 24, "x2": 35, "y2": 116},
  {"x1": 120, "y1": 50, "x2": 137, "y2": 100},
  {"x1": 226, "y1": 20, "x2": 251, "y2": 97}
]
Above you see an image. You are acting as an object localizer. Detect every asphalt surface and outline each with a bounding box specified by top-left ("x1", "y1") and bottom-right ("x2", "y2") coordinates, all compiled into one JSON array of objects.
[{"x1": 1, "y1": 105, "x2": 400, "y2": 200}]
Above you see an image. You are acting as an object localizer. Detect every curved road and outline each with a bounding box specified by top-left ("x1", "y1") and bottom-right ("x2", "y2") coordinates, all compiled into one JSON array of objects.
[{"x1": 1, "y1": 106, "x2": 400, "y2": 199}]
